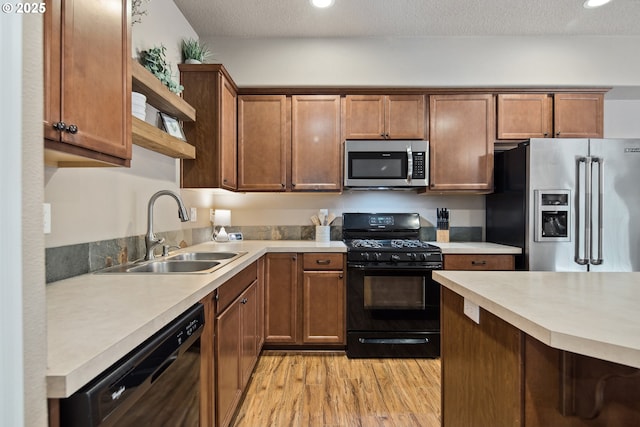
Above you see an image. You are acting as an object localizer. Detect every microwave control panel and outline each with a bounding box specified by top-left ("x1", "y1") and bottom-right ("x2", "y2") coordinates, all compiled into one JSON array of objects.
[{"x1": 413, "y1": 152, "x2": 426, "y2": 179}]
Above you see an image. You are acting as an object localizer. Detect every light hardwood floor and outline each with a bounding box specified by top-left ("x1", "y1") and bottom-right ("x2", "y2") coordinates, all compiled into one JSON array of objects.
[{"x1": 232, "y1": 351, "x2": 441, "y2": 427}]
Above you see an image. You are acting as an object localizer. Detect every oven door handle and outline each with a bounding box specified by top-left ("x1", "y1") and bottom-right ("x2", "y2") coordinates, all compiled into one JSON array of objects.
[{"x1": 359, "y1": 338, "x2": 430, "y2": 345}]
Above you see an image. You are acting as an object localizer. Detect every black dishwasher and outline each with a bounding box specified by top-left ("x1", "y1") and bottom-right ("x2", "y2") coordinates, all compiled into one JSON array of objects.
[{"x1": 60, "y1": 303, "x2": 204, "y2": 427}]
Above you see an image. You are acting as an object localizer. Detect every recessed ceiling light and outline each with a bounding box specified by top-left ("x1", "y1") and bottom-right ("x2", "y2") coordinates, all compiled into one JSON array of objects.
[
  {"x1": 310, "y1": 0, "x2": 335, "y2": 8},
  {"x1": 583, "y1": 0, "x2": 612, "y2": 8}
]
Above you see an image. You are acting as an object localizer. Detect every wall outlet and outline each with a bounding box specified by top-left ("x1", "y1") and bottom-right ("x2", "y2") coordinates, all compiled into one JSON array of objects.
[
  {"x1": 210, "y1": 209, "x2": 215, "y2": 222},
  {"x1": 190, "y1": 207, "x2": 197, "y2": 222},
  {"x1": 43, "y1": 203, "x2": 51, "y2": 234}
]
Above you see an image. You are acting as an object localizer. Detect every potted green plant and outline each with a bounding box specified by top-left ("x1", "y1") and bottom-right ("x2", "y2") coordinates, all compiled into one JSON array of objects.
[
  {"x1": 181, "y1": 38, "x2": 211, "y2": 64},
  {"x1": 139, "y1": 45, "x2": 183, "y2": 94}
]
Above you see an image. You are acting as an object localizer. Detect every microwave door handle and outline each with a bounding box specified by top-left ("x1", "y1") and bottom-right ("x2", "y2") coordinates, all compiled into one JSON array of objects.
[{"x1": 406, "y1": 146, "x2": 413, "y2": 183}]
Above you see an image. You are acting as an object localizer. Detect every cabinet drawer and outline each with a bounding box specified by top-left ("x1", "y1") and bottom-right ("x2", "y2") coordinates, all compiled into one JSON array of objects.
[
  {"x1": 216, "y1": 261, "x2": 258, "y2": 313},
  {"x1": 303, "y1": 253, "x2": 344, "y2": 271},
  {"x1": 444, "y1": 255, "x2": 514, "y2": 271}
]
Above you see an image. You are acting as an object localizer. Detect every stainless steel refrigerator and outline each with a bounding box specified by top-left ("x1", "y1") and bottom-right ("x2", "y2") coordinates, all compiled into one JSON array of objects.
[{"x1": 486, "y1": 138, "x2": 640, "y2": 272}]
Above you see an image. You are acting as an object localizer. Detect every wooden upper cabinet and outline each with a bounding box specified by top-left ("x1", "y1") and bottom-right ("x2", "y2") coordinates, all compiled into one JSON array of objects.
[
  {"x1": 429, "y1": 94, "x2": 495, "y2": 192},
  {"x1": 237, "y1": 95, "x2": 289, "y2": 191},
  {"x1": 180, "y1": 64, "x2": 238, "y2": 190},
  {"x1": 554, "y1": 93, "x2": 604, "y2": 138},
  {"x1": 497, "y1": 94, "x2": 553, "y2": 139},
  {"x1": 43, "y1": 0, "x2": 131, "y2": 167},
  {"x1": 497, "y1": 92, "x2": 604, "y2": 140},
  {"x1": 344, "y1": 95, "x2": 426, "y2": 140},
  {"x1": 291, "y1": 95, "x2": 342, "y2": 191}
]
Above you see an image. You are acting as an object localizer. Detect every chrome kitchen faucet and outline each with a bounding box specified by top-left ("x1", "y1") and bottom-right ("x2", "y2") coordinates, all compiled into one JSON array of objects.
[{"x1": 145, "y1": 190, "x2": 190, "y2": 260}]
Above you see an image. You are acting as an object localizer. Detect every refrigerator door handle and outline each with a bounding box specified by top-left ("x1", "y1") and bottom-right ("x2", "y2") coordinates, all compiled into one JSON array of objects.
[
  {"x1": 575, "y1": 157, "x2": 590, "y2": 265},
  {"x1": 591, "y1": 157, "x2": 604, "y2": 265}
]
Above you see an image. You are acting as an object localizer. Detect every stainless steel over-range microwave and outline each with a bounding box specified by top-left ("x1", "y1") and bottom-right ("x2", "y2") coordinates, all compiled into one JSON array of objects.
[{"x1": 344, "y1": 140, "x2": 429, "y2": 188}]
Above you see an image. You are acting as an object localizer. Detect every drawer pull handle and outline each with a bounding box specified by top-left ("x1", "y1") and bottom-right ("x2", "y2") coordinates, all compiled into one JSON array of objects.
[
  {"x1": 316, "y1": 259, "x2": 331, "y2": 265},
  {"x1": 471, "y1": 260, "x2": 487, "y2": 266}
]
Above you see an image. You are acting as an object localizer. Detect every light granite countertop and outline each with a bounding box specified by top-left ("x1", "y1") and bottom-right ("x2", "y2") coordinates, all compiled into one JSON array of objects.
[
  {"x1": 434, "y1": 271, "x2": 640, "y2": 369},
  {"x1": 431, "y1": 241, "x2": 522, "y2": 254},
  {"x1": 47, "y1": 240, "x2": 519, "y2": 398}
]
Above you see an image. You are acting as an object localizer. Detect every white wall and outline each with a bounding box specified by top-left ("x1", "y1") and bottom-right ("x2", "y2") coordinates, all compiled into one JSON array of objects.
[
  {"x1": 202, "y1": 36, "x2": 640, "y2": 92},
  {"x1": 1, "y1": 11, "x2": 47, "y2": 427}
]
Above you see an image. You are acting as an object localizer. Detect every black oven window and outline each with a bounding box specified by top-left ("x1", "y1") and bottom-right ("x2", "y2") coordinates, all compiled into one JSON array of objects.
[{"x1": 363, "y1": 276, "x2": 425, "y2": 310}]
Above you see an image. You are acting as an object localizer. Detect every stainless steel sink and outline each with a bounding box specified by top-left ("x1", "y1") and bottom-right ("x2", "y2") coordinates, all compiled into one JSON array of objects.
[
  {"x1": 126, "y1": 260, "x2": 220, "y2": 273},
  {"x1": 96, "y1": 251, "x2": 247, "y2": 274},
  {"x1": 166, "y1": 252, "x2": 239, "y2": 261}
]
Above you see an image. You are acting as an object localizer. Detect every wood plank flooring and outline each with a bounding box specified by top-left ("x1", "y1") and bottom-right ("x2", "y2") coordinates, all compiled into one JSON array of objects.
[{"x1": 231, "y1": 351, "x2": 441, "y2": 427}]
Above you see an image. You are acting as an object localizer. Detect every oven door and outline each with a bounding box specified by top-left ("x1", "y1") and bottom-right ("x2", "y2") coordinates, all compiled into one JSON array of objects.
[{"x1": 346, "y1": 265, "x2": 440, "y2": 358}]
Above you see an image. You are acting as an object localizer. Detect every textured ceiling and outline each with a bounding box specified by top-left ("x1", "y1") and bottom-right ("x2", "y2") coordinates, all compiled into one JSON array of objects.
[{"x1": 174, "y1": 0, "x2": 640, "y2": 38}]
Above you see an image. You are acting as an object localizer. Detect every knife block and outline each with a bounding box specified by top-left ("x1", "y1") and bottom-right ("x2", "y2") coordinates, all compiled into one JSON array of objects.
[{"x1": 436, "y1": 229, "x2": 450, "y2": 243}]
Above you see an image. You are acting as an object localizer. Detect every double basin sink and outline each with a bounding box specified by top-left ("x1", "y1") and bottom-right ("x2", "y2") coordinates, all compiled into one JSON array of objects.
[{"x1": 97, "y1": 251, "x2": 247, "y2": 274}]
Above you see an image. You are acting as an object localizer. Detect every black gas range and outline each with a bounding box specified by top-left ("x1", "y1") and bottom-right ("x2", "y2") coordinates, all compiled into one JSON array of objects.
[{"x1": 343, "y1": 213, "x2": 443, "y2": 358}]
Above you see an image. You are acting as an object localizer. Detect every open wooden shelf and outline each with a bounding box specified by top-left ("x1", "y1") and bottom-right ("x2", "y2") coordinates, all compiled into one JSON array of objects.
[
  {"x1": 131, "y1": 61, "x2": 196, "y2": 121},
  {"x1": 132, "y1": 117, "x2": 195, "y2": 159}
]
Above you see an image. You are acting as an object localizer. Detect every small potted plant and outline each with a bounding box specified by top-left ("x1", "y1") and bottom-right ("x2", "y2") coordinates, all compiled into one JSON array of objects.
[
  {"x1": 181, "y1": 38, "x2": 211, "y2": 64},
  {"x1": 139, "y1": 45, "x2": 184, "y2": 94}
]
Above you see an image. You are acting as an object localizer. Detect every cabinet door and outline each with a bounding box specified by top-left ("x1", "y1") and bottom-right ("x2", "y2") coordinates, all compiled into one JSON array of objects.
[
  {"x1": 220, "y1": 74, "x2": 238, "y2": 190},
  {"x1": 240, "y1": 282, "x2": 258, "y2": 388},
  {"x1": 264, "y1": 253, "x2": 300, "y2": 344},
  {"x1": 180, "y1": 65, "x2": 238, "y2": 189},
  {"x1": 302, "y1": 271, "x2": 345, "y2": 344},
  {"x1": 429, "y1": 94, "x2": 495, "y2": 192},
  {"x1": 386, "y1": 95, "x2": 426, "y2": 140},
  {"x1": 44, "y1": 0, "x2": 131, "y2": 165},
  {"x1": 216, "y1": 299, "x2": 242, "y2": 427},
  {"x1": 497, "y1": 94, "x2": 553, "y2": 139},
  {"x1": 238, "y1": 95, "x2": 289, "y2": 191},
  {"x1": 291, "y1": 95, "x2": 342, "y2": 191},
  {"x1": 554, "y1": 93, "x2": 604, "y2": 138},
  {"x1": 344, "y1": 95, "x2": 386, "y2": 139}
]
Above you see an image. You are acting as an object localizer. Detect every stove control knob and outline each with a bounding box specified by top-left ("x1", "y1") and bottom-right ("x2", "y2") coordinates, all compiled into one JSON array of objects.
[
  {"x1": 420, "y1": 253, "x2": 428, "y2": 261},
  {"x1": 361, "y1": 252, "x2": 370, "y2": 261},
  {"x1": 373, "y1": 252, "x2": 382, "y2": 261},
  {"x1": 390, "y1": 254, "x2": 400, "y2": 262},
  {"x1": 407, "y1": 253, "x2": 416, "y2": 261}
]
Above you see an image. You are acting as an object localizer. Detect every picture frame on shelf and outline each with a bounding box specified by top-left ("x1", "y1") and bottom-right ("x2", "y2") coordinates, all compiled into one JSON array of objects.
[{"x1": 159, "y1": 112, "x2": 186, "y2": 141}]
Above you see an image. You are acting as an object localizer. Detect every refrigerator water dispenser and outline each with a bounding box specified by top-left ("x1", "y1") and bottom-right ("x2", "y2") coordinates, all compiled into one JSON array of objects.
[{"x1": 535, "y1": 190, "x2": 571, "y2": 242}]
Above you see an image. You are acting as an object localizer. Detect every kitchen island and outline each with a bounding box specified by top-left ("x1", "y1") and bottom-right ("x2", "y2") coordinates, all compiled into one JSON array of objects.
[{"x1": 434, "y1": 271, "x2": 640, "y2": 427}]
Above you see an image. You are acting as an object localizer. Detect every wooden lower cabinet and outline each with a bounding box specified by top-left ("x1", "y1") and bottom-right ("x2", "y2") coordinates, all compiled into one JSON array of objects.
[
  {"x1": 444, "y1": 254, "x2": 515, "y2": 271},
  {"x1": 302, "y1": 254, "x2": 345, "y2": 344},
  {"x1": 264, "y1": 253, "x2": 300, "y2": 344},
  {"x1": 214, "y1": 262, "x2": 261, "y2": 427},
  {"x1": 442, "y1": 287, "x2": 640, "y2": 427},
  {"x1": 264, "y1": 253, "x2": 346, "y2": 347}
]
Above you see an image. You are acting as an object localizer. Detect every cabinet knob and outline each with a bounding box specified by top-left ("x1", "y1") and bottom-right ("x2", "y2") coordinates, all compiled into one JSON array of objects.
[
  {"x1": 241, "y1": 298, "x2": 248, "y2": 304},
  {"x1": 292, "y1": 183, "x2": 296, "y2": 187},
  {"x1": 66, "y1": 124, "x2": 78, "y2": 134},
  {"x1": 556, "y1": 132, "x2": 561, "y2": 136},
  {"x1": 471, "y1": 260, "x2": 487, "y2": 266},
  {"x1": 53, "y1": 121, "x2": 66, "y2": 131},
  {"x1": 543, "y1": 132, "x2": 549, "y2": 137},
  {"x1": 316, "y1": 259, "x2": 331, "y2": 265},
  {"x1": 292, "y1": 256, "x2": 297, "y2": 261},
  {"x1": 339, "y1": 274, "x2": 343, "y2": 279},
  {"x1": 281, "y1": 183, "x2": 285, "y2": 188}
]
